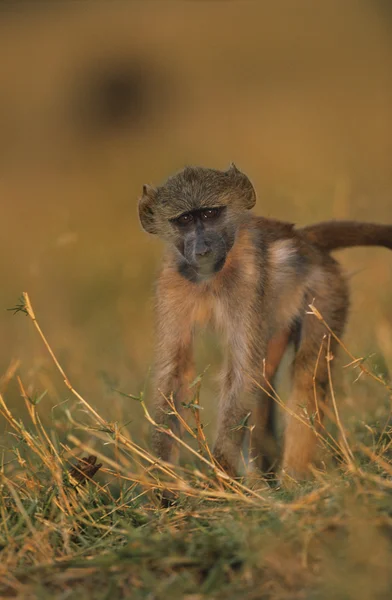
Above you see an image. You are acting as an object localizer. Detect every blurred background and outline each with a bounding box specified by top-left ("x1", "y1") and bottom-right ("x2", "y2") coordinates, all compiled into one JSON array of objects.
[{"x1": 1, "y1": 1, "x2": 392, "y2": 447}]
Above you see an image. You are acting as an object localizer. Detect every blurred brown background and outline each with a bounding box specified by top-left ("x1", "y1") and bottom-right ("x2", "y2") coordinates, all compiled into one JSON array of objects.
[{"x1": 1, "y1": 2, "x2": 392, "y2": 444}]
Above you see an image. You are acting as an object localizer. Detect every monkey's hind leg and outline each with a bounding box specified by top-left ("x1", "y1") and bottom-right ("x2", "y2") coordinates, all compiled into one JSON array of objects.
[{"x1": 281, "y1": 283, "x2": 348, "y2": 483}]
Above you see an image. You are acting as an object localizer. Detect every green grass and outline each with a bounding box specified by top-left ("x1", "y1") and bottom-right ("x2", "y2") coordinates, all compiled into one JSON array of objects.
[{"x1": 1, "y1": 294, "x2": 392, "y2": 600}]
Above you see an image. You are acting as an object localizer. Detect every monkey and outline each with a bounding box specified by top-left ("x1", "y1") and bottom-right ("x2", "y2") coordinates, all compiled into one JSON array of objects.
[{"x1": 138, "y1": 164, "x2": 392, "y2": 483}]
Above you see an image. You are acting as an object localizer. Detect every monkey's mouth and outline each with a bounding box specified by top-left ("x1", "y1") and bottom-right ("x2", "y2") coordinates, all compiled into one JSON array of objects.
[
  {"x1": 178, "y1": 247, "x2": 228, "y2": 283},
  {"x1": 195, "y1": 254, "x2": 226, "y2": 278}
]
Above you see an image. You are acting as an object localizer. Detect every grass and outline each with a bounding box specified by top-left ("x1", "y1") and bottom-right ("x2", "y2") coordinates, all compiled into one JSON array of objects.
[{"x1": 1, "y1": 294, "x2": 392, "y2": 599}]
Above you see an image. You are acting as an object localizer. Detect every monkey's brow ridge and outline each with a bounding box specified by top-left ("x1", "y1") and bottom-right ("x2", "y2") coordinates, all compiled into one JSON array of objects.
[{"x1": 169, "y1": 206, "x2": 224, "y2": 221}]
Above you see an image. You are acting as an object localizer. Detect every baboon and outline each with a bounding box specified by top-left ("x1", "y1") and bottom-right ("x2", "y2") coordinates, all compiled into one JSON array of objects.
[{"x1": 138, "y1": 164, "x2": 392, "y2": 482}]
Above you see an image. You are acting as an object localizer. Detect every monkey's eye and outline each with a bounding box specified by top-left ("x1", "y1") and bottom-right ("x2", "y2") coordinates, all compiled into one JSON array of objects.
[
  {"x1": 201, "y1": 208, "x2": 221, "y2": 220},
  {"x1": 175, "y1": 213, "x2": 194, "y2": 226}
]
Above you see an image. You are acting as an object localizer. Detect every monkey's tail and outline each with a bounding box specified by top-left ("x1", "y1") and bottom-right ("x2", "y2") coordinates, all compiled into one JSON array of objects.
[{"x1": 299, "y1": 220, "x2": 392, "y2": 252}]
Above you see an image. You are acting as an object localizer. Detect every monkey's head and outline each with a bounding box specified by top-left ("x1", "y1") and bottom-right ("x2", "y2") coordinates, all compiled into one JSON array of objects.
[{"x1": 138, "y1": 164, "x2": 256, "y2": 282}]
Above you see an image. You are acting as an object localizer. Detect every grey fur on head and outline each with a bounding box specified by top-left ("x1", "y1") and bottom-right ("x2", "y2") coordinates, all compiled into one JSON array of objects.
[{"x1": 138, "y1": 164, "x2": 256, "y2": 235}]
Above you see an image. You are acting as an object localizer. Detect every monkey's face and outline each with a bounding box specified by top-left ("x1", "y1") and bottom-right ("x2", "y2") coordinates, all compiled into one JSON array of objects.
[
  {"x1": 169, "y1": 206, "x2": 233, "y2": 281},
  {"x1": 138, "y1": 164, "x2": 256, "y2": 282}
]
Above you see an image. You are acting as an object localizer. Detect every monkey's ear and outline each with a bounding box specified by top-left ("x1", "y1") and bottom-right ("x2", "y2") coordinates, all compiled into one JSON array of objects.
[
  {"x1": 226, "y1": 164, "x2": 256, "y2": 210},
  {"x1": 138, "y1": 184, "x2": 158, "y2": 234},
  {"x1": 227, "y1": 162, "x2": 240, "y2": 174}
]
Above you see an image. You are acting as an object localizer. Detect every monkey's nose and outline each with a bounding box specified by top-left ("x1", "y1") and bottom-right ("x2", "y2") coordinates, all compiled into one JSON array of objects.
[
  {"x1": 195, "y1": 238, "x2": 211, "y2": 257},
  {"x1": 196, "y1": 246, "x2": 212, "y2": 257}
]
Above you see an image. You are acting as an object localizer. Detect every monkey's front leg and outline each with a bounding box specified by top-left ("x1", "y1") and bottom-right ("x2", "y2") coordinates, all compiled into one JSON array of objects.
[
  {"x1": 151, "y1": 329, "x2": 194, "y2": 464},
  {"x1": 213, "y1": 352, "x2": 262, "y2": 478}
]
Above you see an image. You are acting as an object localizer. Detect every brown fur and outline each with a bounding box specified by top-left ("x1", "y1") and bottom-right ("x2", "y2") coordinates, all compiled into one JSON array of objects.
[
  {"x1": 138, "y1": 165, "x2": 391, "y2": 482},
  {"x1": 300, "y1": 220, "x2": 392, "y2": 251}
]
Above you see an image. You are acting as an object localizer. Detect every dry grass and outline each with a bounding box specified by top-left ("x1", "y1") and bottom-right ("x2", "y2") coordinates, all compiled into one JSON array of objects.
[{"x1": 1, "y1": 293, "x2": 392, "y2": 599}]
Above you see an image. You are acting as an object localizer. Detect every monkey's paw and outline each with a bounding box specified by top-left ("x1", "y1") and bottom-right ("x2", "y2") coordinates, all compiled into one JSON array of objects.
[{"x1": 243, "y1": 469, "x2": 271, "y2": 493}]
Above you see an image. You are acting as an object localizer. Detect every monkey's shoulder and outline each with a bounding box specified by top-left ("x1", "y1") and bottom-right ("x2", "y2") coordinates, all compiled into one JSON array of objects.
[{"x1": 251, "y1": 216, "x2": 329, "y2": 273}]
